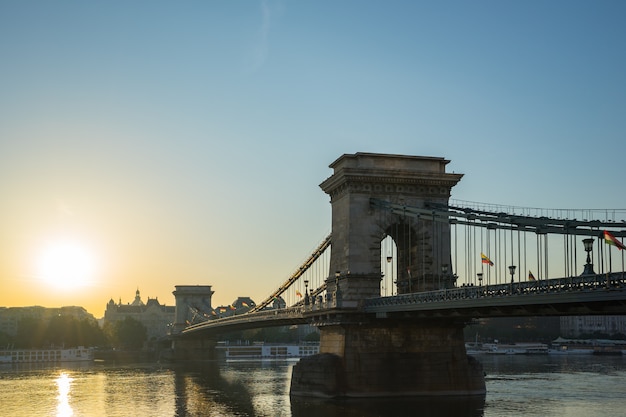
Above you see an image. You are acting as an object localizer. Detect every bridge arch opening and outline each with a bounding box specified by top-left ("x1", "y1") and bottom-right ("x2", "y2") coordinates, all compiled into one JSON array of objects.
[
  {"x1": 381, "y1": 218, "x2": 423, "y2": 295},
  {"x1": 380, "y1": 234, "x2": 397, "y2": 296},
  {"x1": 380, "y1": 217, "x2": 456, "y2": 295}
]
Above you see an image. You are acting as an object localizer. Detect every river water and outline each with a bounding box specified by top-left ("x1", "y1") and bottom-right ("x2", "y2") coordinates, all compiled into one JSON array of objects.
[{"x1": 0, "y1": 354, "x2": 624, "y2": 416}]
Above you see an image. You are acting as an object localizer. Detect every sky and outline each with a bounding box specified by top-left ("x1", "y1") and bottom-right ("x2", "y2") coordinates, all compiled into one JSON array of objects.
[{"x1": 1, "y1": 1, "x2": 625, "y2": 318}]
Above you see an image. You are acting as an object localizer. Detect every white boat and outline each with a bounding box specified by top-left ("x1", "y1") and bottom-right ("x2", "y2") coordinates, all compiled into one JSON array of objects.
[
  {"x1": 0, "y1": 347, "x2": 93, "y2": 363},
  {"x1": 217, "y1": 342, "x2": 319, "y2": 361},
  {"x1": 483, "y1": 342, "x2": 548, "y2": 355}
]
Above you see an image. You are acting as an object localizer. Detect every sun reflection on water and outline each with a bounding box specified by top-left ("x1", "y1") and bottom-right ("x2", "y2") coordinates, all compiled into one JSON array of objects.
[{"x1": 55, "y1": 372, "x2": 73, "y2": 417}]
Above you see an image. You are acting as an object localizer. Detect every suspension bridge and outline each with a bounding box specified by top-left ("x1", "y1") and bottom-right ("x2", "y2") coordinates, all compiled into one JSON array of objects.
[{"x1": 170, "y1": 152, "x2": 626, "y2": 398}]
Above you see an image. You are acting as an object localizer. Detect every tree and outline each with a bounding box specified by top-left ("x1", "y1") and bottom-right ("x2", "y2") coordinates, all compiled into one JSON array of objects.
[
  {"x1": 0, "y1": 330, "x2": 12, "y2": 348},
  {"x1": 14, "y1": 317, "x2": 47, "y2": 348},
  {"x1": 107, "y1": 317, "x2": 148, "y2": 350},
  {"x1": 13, "y1": 315, "x2": 106, "y2": 348}
]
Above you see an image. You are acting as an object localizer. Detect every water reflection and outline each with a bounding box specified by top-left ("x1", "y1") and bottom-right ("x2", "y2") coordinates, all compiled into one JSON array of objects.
[
  {"x1": 172, "y1": 361, "x2": 267, "y2": 416},
  {"x1": 55, "y1": 372, "x2": 73, "y2": 417},
  {"x1": 290, "y1": 395, "x2": 486, "y2": 417},
  {"x1": 172, "y1": 361, "x2": 486, "y2": 417},
  {"x1": 0, "y1": 356, "x2": 622, "y2": 416}
]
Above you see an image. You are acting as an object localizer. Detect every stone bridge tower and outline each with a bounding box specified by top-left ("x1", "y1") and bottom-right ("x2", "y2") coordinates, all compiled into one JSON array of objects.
[
  {"x1": 319, "y1": 152, "x2": 463, "y2": 301},
  {"x1": 292, "y1": 153, "x2": 485, "y2": 398},
  {"x1": 172, "y1": 285, "x2": 215, "y2": 334}
]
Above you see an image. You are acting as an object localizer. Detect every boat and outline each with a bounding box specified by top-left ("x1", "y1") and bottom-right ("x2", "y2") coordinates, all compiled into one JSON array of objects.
[
  {"x1": 465, "y1": 334, "x2": 485, "y2": 355},
  {"x1": 0, "y1": 347, "x2": 94, "y2": 363},
  {"x1": 483, "y1": 342, "x2": 548, "y2": 355},
  {"x1": 548, "y1": 337, "x2": 624, "y2": 355},
  {"x1": 547, "y1": 345, "x2": 594, "y2": 355},
  {"x1": 216, "y1": 342, "x2": 319, "y2": 361},
  {"x1": 465, "y1": 343, "x2": 485, "y2": 355}
]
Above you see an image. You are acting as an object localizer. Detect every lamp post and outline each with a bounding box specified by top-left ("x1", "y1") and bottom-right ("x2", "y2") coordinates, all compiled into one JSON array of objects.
[
  {"x1": 508, "y1": 265, "x2": 516, "y2": 295},
  {"x1": 477, "y1": 272, "x2": 483, "y2": 296},
  {"x1": 304, "y1": 279, "x2": 310, "y2": 306},
  {"x1": 508, "y1": 265, "x2": 516, "y2": 284},
  {"x1": 582, "y1": 238, "x2": 595, "y2": 275}
]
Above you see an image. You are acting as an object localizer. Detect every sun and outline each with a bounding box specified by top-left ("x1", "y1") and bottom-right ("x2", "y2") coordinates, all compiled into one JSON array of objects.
[{"x1": 37, "y1": 239, "x2": 97, "y2": 290}]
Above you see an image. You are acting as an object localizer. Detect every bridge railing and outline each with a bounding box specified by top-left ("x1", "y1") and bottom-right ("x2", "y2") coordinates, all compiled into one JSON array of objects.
[
  {"x1": 183, "y1": 305, "x2": 312, "y2": 333},
  {"x1": 182, "y1": 293, "x2": 345, "y2": 333},
  {"x1": 184, "y1": 272, "x2": 626, "y2": 333},
  {"x1": 363, "y1": 272, "x2": 626, "y2": 310}
]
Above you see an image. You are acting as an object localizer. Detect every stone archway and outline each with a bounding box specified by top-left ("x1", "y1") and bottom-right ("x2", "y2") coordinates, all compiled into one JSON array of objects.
[{"x1": 319, "y1": 152, "x2": 463, "y2": 300}]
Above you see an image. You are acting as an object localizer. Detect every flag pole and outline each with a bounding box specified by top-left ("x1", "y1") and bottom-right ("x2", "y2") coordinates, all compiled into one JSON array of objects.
[
  {"x1": 606, "y1": 244, "x2": 613, "y2": 288},
  {"x1": 621, "y1": 238, "x2": 624, "y2": 280}
]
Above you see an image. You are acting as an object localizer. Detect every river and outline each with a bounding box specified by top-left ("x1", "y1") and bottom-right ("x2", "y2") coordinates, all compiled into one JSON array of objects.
[{"x1": 0, "y1": 354, "x2": 624, "y2": 416}]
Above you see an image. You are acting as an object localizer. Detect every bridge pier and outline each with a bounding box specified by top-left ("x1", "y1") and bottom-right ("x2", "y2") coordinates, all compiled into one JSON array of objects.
[
  {"x1": 291, "y1": 153, "x2": 483, "y2": 397},
  {"x1": 290, "y1": 318, "x2": 484, "y2": 398},
  {"x1": 169, "y1": 337, "x2": 217, "y2": 361}
]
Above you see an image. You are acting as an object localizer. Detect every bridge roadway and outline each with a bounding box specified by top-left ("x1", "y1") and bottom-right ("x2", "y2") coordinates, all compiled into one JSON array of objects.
[{"x1": 180, "y1": 272, "x2": 626, "y2": 338}]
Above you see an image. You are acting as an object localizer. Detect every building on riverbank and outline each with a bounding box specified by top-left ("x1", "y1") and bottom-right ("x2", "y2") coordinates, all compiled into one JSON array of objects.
[
  {"x1": 0, "y1": 306, "x2": 95, "y2": 336},
  {"x1": 103, "y1": 289, "x2": 175, "y2": 340},
  {"x1": 560, "y1": 315, "x2": 626, "y2": 338}
]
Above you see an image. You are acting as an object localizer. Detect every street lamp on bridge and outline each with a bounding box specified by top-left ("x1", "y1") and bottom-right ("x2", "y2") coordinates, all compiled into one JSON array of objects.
[
  {"x1": 582, "y1": 238, "x2": 596, "y2": 275},
  {"x1": 304, "y1": 279, "x2": 310, "y2": 306},
  {"x1": 508, "y1": 265, "x2": 516, "y2": 284}
]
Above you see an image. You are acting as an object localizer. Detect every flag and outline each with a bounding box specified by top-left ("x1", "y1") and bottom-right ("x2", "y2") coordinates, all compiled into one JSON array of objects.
[
  {"x1": 219, "y1": 307, "x2": 227, "y2": 313},
  {"x1": 604, "y1": 230, "x2": 625, "y2": 250},
  {"x1": 229, "y1": 305, "x2": 236, "y2": 310},
  {"x1": 242, "y1": 302, "x2": 249, "y2": 307},
  {"x1": 528, "y1": 270, "x2": 536, "y2": 281},
  {"x1": 481, "y1": 253, "x2": 494, "y2": 266},
  {"x1": 211, "y1": 310, "x2": 217, "y2": 316},
  {"x1": 296, "y1": 290, "x2": 303, "y2": 298}
]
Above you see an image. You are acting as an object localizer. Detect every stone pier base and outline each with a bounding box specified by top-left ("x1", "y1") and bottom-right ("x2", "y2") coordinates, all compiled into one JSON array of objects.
[
  {"x1": 290, "y1": 320, "x2": 485, "y2": 398},
  {"x1": 170, "y1": 337, "x2": 216, "y2": 361}
]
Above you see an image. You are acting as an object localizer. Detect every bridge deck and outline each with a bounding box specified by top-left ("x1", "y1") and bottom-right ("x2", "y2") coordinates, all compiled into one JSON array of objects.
[
  {"x1": 363, "y1": 273, "x2": 626, "y2": 318},
  {"x1": 180, "y1": 273, "x2": 626, "y2": 337}
]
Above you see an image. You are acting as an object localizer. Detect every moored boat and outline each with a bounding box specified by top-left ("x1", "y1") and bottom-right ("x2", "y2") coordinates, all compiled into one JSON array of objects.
[
  {"x1": 0, "y1": 347, "x2": 93, "y2": 363},
  {"x1": 216, "y1": 342, "x2": 319, "y2": 361},
  {"x1": 549, "y1": 337, "x2": 625, "y2": 355},
  {"x1": 466, "y1": 342, "x2": 548, "y2": 355}
]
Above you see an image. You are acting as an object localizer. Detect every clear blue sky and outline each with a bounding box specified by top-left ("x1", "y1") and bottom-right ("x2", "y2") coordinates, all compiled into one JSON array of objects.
[{"x1": 1, "y1": 1, "x2": 624, "y2": 317}]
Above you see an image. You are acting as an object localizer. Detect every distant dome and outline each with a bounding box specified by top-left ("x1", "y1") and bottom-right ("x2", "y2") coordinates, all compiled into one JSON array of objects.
[{"x1": 131, "y1": 289, "x2": 145, "y2": 306}]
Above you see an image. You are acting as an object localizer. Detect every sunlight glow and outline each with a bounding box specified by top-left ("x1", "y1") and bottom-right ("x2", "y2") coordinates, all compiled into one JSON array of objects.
[
  {"x1": 56, "y1": 372, "x2": 74, "y2": 417},
  {"x1": 37, "y1": 239, "x2": 97, "y2": 290}
]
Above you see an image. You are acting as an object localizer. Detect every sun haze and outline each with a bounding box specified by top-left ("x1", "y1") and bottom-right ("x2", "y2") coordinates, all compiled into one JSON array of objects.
[
  {"x1": 1, "y1": 1, "x2": 625, "y2": 318},
  {"x1": 36, "y1": 238, "x2": 97, "y2": 291}
]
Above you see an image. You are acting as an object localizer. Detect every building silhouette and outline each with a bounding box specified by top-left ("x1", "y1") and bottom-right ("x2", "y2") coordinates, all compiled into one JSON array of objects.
[
  {"x1": 0, "y1": 306, "x2": 95, "y2": 337},
  {"x1": 103, "y1": 289, "x2": 175, "y2": 341}
]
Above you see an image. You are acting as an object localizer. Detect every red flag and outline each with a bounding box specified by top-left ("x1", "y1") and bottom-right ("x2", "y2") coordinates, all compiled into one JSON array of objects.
[{"x1": 604, "y1": 230, "x2": 625, "y2": 250}]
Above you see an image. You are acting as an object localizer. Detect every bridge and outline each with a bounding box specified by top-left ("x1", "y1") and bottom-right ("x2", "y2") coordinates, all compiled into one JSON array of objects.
[{"x1": 170, "y1": 152, "x2": 626, "y2": 398}]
